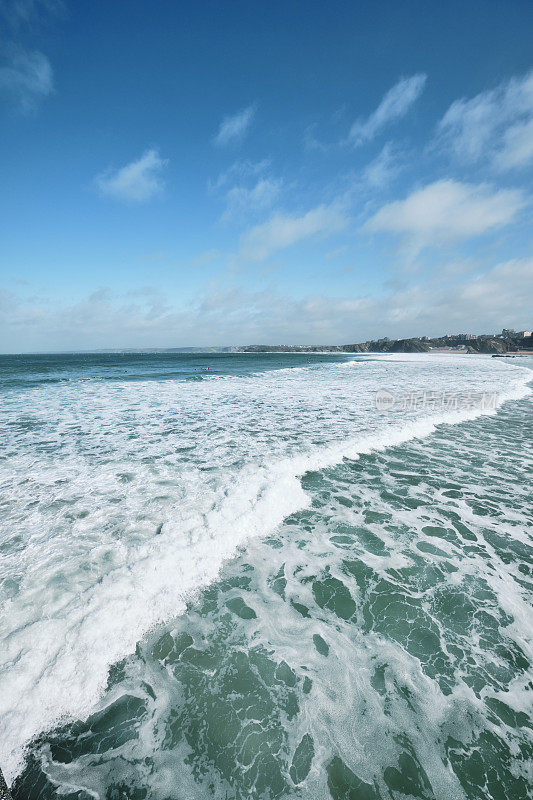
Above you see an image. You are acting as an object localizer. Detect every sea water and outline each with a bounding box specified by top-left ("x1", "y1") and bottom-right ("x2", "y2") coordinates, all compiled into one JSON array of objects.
[{"x1": 0, "y1": 352, "x2": 531, "y2": 799}]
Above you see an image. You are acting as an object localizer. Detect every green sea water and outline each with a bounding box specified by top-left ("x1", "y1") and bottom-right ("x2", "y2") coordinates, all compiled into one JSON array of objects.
[{"x1": 0, "y1": 353, "x2": 531, "y2": 799}]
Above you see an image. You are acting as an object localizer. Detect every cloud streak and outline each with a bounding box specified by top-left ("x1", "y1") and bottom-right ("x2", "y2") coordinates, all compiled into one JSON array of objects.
[
  {"x1": 364, "y1": 179, "x2": 526, "y2": 251},
  {"x1": 1, "y1": 0, "x2": 63, "y2": 27},
  {"x1": 349, "y1": 74, "x2": 427, "y2": 146},
  {"x1": 209, "y1": 160, "x2": 282, "y2": 223},
  {"x1": 0, "y1": 46, "x2": 53, "y2": 113},
  {"x1": 209, "y1": 159, "x2": 271, "y2": 192},
  {"x1": 239, "y1": 204, "x2": 348, "y2": 262},
  {"x1": 214, "y1": 104, "x2": 256, "y2": 146},
  {"x1": 95, "y1": 149, "x2": 168, "y2": 203},
  {"x1": 362, "y1": 142, "x2": 402, "y2": 188},
  {"x1": 437, "y1": 70, "x2": 533, "y2": 170},
  {"x1": 221, "y1": 177, "x2": 283, "y2": 223}
]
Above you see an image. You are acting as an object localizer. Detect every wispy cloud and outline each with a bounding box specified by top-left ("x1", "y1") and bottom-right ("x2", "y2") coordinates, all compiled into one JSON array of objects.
[
  {"x1": 209, "y1": 159, "x2": 271, "y2": 192},
  {"x1": 221, "y1": 177, "x2": 283, "y2": 223},
  {"x1": 214, "y1": 104, "x2": 256, "y2": 146},
  {"x1": 239, "y1": 203, "x2": 348, "y2": 262},
  {"x1": 325, "y1": 245, "x2": 349, "y2": 260},
  {"x1": 95, "y1": 149, "x2": 168, "y2": 203},
  {"x1": 362, "y1": 142, "x2": 402, "y2": 188},
  {"x1": 437, "y1": 70, "x2": 533, "y2": 170},
  {"x1": 349, "y1": 74, "x2": 427, "y2": 146},
  {"x1": 0, "y1": 0, "x2": 63, "y2": 28},
  {"x1": 495, "y1": 117, "x2": 533, "y2": 171},
  {"x1": 0, "y1": 46, "x2": 53, "y2": 113},
  {"x1": 303, "y1": 123, "x2": 333, "y2": 153},
  {"x1": 208, "y1": 159, "x2": 281, "y2": 223},
  {"x1": 364, "y1": 179, "x2": 526, "y2": 251}
]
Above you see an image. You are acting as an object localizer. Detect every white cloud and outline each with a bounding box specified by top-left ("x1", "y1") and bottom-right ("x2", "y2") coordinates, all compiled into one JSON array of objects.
[
  {"x1": 437, "y1": 70, "x2": 533, "y2": 170},
  {"x1": 95, "y1": 149, "x2": 167, "y2": 203},
  {"x1": 239, "y1": 204, "x2": 348, "y2": 262},
  {"x1": 209, "y1": 159, "x2": 270, "y2": 192},
  {"x1": 362, "y1": 142, "x2": 402, "y2": 188},
  {"x1": 214, "y1": 104, "x2": 256, "y2": 146},
  {"x1": 495, "y1": 117, "x2": 533, "y2": 171},
  {"x1": 364, "y1": 179, "x2": 526, "y2": 249},
  {"x1": 1, "y1": 0, "x2": 63, "y2": 27},
  {"x1": 382, "y1": 258, "x2": 533, "y2": 332},
  {"x1": 349, "y1": 74, "x2": 427, "y2": 146},
  {"x1": 0, "y1": 0, "x2": 65, "y2": 31},
  {"x1": 208, "y1": 160, "x2": 281, "y2": 223},
  {"x1": 221, "y1": 178, "x2": 282, "y2": 223},
  {"x1": 458, "y1": 258, "x2": 533, "y2": 307},
  {"x1": 3, "y1": 257, "x2": 532, "y2": 352},
  {"x1": 0, "y1": 46, "x2": 53, "y2": 112}
]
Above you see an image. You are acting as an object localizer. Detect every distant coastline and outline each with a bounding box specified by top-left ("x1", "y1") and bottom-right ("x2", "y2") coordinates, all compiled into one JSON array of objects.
[
  {"x1": 92, "y1": 329, "x2": 533, "y2": 356},
  {"x1": 3, "y1": 330, "x2": 532, "y2": 357}
]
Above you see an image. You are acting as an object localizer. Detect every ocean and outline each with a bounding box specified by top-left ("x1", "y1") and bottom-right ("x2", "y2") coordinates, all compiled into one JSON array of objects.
[{"x1": 0, "y1": 351, "x2": 531, "y2": 800}]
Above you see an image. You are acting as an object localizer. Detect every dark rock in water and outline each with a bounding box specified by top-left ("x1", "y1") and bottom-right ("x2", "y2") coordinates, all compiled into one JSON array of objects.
[{"x1": 0, "y1": 768, "x2": 12, "y2": 800}]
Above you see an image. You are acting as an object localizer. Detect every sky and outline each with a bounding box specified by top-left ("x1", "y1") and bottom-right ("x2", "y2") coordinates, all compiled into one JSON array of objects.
[{"x1": 0, "y1": 0, "x2": 532, "y2": 351}]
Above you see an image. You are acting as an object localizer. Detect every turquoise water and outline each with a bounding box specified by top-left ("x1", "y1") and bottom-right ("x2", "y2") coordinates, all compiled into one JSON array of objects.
[{"x1": 0, "y1": 353, "x2": 531, "y2": 799}]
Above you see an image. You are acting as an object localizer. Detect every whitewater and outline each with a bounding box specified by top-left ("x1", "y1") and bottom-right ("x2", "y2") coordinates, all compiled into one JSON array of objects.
[{"x1": 0, "y1": 351, "x2": 531, "y2": 799}]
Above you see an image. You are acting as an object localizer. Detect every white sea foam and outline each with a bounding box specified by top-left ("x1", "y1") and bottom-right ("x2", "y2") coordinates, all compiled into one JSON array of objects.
[{"x1": 0, "y1": 354, "x2": 530, "y2": 781}]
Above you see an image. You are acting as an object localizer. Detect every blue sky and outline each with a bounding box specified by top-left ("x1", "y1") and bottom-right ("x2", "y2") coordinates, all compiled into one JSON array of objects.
[{"x1": 1, "y1": 0, "x2": 532, "y2": 351}]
